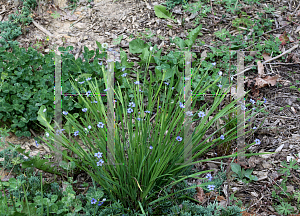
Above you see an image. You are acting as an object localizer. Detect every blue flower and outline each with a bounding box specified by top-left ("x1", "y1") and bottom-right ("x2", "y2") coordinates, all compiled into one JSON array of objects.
[
  {"x1": 122, "y1": 67, "x2": 126, "y2": 71},
  {"x1": 179, "y1": 102, "x2": 185, "y2": 108},
  {"x1": 207, "y1": 185, "x2": 215, "y2": 191},
  {"x1": 263, "y1": 97, "x2": 267, "y2": 103},
  {"x1": 198, "y1": 111, "x2": 205, "y2": 118},
  {"x1": 186, "y1": 111, "x2": 193, "y2": 116},
  {"x1": 250, "y1": 99, "x2": 256, "y2": 104},
  {"x1": 78, "y1": 81, "x2": 85, "y2": 84},
  {"x1": 206, "y1": 174, "x2": 212, "y2": 181},
  {"x1": 98, "y1": 198, "x2": 106, "y2": 206},
  {"x1": 241, "y1": 105, "x2": 246, "y2": 111},
  {"x1": 255, "y1": 139, "x2": 261, "y2": 145},
  {"x1": 212, "y1": 62, "x2": 216, "y2": 66},
  {"x1": 82, "y1": 108, "x2": 88, "y2": 112},
  {"x1": 98, "y1": 62, "x2": 102, "y2": 65},
  {"x1": 86, "y1": 90, "x2": 92, "y2": 96},
  {"x1": 149, "y1": 146, "x2": 153, "y2": 150},
  {"x1": 127, "y1": 108, "x2": 133, "y2": 113},
  {"x1": 220, "y1": 135, "x2": 225, "y2": 140},
  {"x1": 121, "y1": 73, "x2": 127, "y2": 77},
  {"x1": 136, "y1": 117, "x2": 141, "y2": 121},
  {"x1": 164, "y1": 82, "x2": 169, "y2": 85},
  {"x1": 91, "y1": 198, "x2": 97, "y2": 204},
  {"x1": 95, "y1": 152, "x2": 103, "y2": 158},
  {"x1": 97, "y1": 122, "x2": 104, "y2": 128},
  {"x1": 218, "y1": 84, "x2": 222, "y2": 88},
  {"x1": 129, "y1": 102, "x2": 135, "y2": 107},
  {"x1": 171, "y1": 87, "x2": 174, "y2": 90},
  {"x1": 145, "y1": 110, "x2": 151, "y2": 114},
  {"x1": 104, "y1": 88, "x2": 110, "y2": 92},
  {"x1": 74, "y1": 130, "x2": 79, "y2": 136},
  {"x1": 253, "y1": 126, "x2": 257, "y2": 130},
  {"x1": 88, "y1": 125, "x2": 92, "y2": 130},
  {"x1": 97, "y1": 159, "x2": 104, "y2": 166},
  {"x1": 86, "y1": 77, "x2": 92, "y2": 81},
  {"x1": 43, "y1": 108, "x2": 47, "y2": 113},
  {"x1": 176, "y1": 136, "x2": 182, "y2": 141},
  {"x1": 139, "y1": 89, "x2": 143, "y2": 92},
  {"x1": 63, "y1": 111, "x2": 68, "y2": 115},
  {"x1": 55, "y1": 129, "x2": 65, "y2": 135},
  {"x1": 35, "y1": 141, "x2": 39, "y2": 147},
  {"x1": 92, "y1": 100, "x2": 98, "y2": 104},
  {"x1": 134, "y1": 81, "x2": 140, "y2": 85},
  {"x1": 218, "y1": 71, "x2": 222, "y2": 76}
]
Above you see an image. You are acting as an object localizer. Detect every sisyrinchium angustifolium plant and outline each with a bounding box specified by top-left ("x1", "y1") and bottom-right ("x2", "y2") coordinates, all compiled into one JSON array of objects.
[{"x1": 36, "y1": 44, "x2": 269, "y2": 214}]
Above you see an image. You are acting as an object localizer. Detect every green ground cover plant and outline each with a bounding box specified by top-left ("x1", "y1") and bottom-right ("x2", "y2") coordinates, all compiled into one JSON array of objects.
[
  {"x1": 33, "y1": 42, "x2": 268, "y2": 214},
  {"x1": 0, "y1": 0, "x2": 36, "y2": 49}
]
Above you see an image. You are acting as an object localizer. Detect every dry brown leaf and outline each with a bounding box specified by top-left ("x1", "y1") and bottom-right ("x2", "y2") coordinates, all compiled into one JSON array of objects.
[
  {"x1": 262, "y1": 52, "x2": 271, "y2": 61},
  {"x1": 292, "y1": 54, "x2": 300, "y2": 63},
  {"x1": 257, "y1": 61, "x2": 264, "y2": 77},
  {"x1": 254, "y1": 75, "x2": 280, "y2": 88},
  {"x1": 194, "y1": 186, "x2": 205, "y2": 203}
]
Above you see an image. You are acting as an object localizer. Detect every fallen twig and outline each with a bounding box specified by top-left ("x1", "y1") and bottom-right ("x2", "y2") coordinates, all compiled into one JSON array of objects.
[
  {"x1": 32, "y1": 20, "x2": 55, "y2": 38},
  {"x1": 232, "y1": 43, "x2": 299, "y2": 77}
]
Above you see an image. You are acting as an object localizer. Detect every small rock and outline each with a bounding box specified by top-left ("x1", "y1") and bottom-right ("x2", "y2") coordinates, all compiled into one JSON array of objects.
[{"x1": 74, "y1": 23, "x2": 86, "y2": 30}]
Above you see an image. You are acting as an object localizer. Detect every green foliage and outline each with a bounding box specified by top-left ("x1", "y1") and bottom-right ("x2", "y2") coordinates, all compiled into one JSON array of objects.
[
  {"x1": 214, "y1": 29, "x2": 230, "y2": 41},
  {"x1": 272, "y1": 158, "x2": 300, "y2": 211},
  {"x1": 0, "y1": 0, "x2": 36, "y2": 49},
  {"x1": 163, "y1": 0, "x2": 189, "y2": 10},
  {"x1": 154, "y1": 5, "x2": 177, "y2": 22},
  {"x1": 0, "y1": 148, "x2": 24, "y2": 174},
  {"x1": 275, "y1": 202, "x2": 294, "y2": 215},
  {"x1": 167, "y1": 200, "x2": 243, "y2": 215},
  {"x1": 278, "y1": 158, "x2": 300, "y2": 176},
  {"x1": 50, "y1": 11, "x2": 61, "y2": 19},
  {"x1": 0, "y1": 42, "x2": 123, "y2": 137},
  {"x1": 232, "y1": 16, "x2": 254, "y2": 28},
  {"x1": 231, "y1": 163, "x2": 258, "y2": 183},
  {"x1": 182, "y1": 1, "x2": 211, "y2": 22}
]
